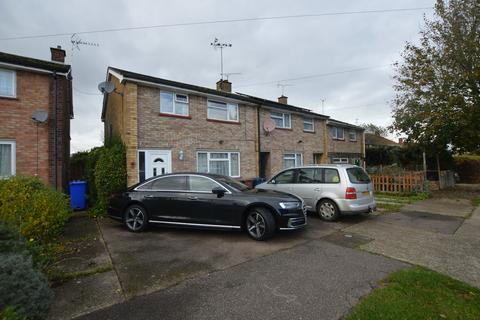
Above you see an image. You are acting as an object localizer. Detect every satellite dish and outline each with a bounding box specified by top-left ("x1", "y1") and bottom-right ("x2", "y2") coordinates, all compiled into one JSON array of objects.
[
  {"x1": 31, "y1": 110, "x2": 48, "y2": 123},
  {"x1": 263, "y1": 118, "x2": 276, "y2": 134},
  {"x1": 98, "y1": 81, "x2": 115, "y2": 94}
]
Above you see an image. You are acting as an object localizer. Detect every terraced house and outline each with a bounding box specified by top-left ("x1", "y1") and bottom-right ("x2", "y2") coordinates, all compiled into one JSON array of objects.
[{"x1": 101, "y1": 67, "x2": 364, "y2": 186}]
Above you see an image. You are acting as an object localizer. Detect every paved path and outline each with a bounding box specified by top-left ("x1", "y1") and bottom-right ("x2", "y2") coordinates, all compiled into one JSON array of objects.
[
  {"x1": 77, "y1": 240, "x2": 407, "y2": 320},
  {"x1": 345, "y1": 200, "x2": 480, "y2": 288}
]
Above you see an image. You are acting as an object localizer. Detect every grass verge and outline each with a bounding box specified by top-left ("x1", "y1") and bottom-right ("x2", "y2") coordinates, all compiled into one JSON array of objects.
[
  {"x1": 472, "y1": 197, "x2": 480, "y2": 207},
  {"x1": 346, "y1": 267, "x2": 480, "y2": 320}
]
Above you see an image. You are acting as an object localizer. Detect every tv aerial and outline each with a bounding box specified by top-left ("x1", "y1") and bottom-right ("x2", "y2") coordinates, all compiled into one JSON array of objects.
[
  {"x1": 210, "y1": 38, "x2": 232, "y2": 80},
  {"x1": 221, "y1": 72, "x2": 241, "y2": 81},
  {"x1": 277, "y1": 83, "x2": 294, "y2": 96},
  {"x1": 71, "y1": 33, "x2": 99, "y2": 51}
]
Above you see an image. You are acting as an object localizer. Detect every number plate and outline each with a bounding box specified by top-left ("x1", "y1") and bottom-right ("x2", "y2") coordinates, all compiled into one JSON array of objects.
[{"x1": 362, "y1": 191, "x2": 370, "y2": 196}]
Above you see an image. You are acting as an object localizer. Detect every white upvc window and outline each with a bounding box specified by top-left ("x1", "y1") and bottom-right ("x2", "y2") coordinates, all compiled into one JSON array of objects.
[
  {"x1": 270, "y1": 112, "x2": 291, "y2": 129},
  {"x1": 207, "y1": 100, "x2": 239, "y2": 122},
  {"x1": 332, "y1": 158, "x2": 349, "y2": 164},
  {"x1": 283, "y1": 153, "x2": 302, "y2": 169},
  {"x1": 0, "y1": 69, "x2": 16, "y2": 98},
  {"x1": 197, "y1": 151, "x2": 240, "y2": 177},
  {"x1": 160, "y1": 91, "x2": 189, "y2": 116},
  {"x1": 349, "y1": 130, "x2": 357, "y2": 141},
  {"x1": 331, "y1": 126, "x2": 345, "y2": 140},
  {"x1": 303, "y1": 117, "x2": 314, "y2": 132},
  {"x1": 0, "y1": 140, "x2": 16, "y2": 178}
]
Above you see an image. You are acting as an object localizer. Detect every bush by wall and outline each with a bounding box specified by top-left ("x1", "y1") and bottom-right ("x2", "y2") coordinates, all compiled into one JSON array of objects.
[
  {"x1": 92, "y1": 137, "x2": 127, "y2": 216},
  {"x1": 0, "y1": 177, "x2": 71, "y2": 243},
  {"x1": 0, "y1": 224, "x2": 52, "y2": 320},
  {"x1": 454, "y1": 155, "x2": 480, "y2": 183}
]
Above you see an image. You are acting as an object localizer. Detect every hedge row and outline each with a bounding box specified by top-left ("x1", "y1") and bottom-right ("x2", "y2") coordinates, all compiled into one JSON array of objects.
[{"x1": 454, "y1": 155, "x2": 480, "y2": 183}]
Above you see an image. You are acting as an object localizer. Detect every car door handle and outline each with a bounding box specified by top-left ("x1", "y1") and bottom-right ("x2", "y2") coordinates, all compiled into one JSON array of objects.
[
  {"x1": 187, "y1": 196, "x2": 199, "y2": 200},
  {"x1": 314, "y1": 188, "x2": 321, "y2": 192},
  {"x1": 144, "y1": 195, "x2": 155, "y2": 198}
]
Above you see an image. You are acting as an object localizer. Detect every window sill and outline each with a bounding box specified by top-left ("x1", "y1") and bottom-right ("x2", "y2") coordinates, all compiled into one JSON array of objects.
[
  {"x1": 303, "y1": 130, "x2": 315, "y2": 134},
  {"x1": 276, "y1": 127, "x2": 292, "y2": 131},
  {"x1": 159, "y1": 112, "x2": 191, "y2": 119},
  {"x1": 207, "y1": 118, "x2": 241, "y2": 125},
  {"x1": 0, "y1": 96, "x2": 18, "y2": 101},
  {"x1": 349, "y1": 140, "x2": 357, "y2": 142},
  {"x1": 332, "y1": 138, "x2": 345, "y2": 141}
]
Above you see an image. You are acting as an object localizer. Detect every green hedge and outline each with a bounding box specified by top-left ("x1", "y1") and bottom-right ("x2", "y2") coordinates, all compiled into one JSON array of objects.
[
  {"x1": 0, "y1": 224, "x2": 52, "y2": 320},
  {"x1": 0, "y1": 177, "x2": 71, "y2": 243},
  {"x1": 454, "y1": 155, "x2": 480, "y2": 183}
]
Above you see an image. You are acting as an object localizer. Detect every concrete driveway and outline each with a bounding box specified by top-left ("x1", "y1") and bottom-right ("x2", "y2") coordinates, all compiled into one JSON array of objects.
[
  {"x1": 98, "y1": 215, "x2": 367, "y2": 298},
  {"x1": 79, "y1": 216, "x2": 407, "y2": 320}
]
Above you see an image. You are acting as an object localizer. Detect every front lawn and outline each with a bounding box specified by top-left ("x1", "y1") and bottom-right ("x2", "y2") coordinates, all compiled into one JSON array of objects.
[{"x1": 347, "y1": 267, "x2": 480, "y2": 320}]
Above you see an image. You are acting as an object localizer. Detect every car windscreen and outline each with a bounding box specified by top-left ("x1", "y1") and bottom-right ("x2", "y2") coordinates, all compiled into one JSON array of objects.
[
  {"x1": 346, "y1": 167, "x2": 371, "y2": 184},
  {"x1": 216, "y1": 176, "x2": 250, "y2": 191}
]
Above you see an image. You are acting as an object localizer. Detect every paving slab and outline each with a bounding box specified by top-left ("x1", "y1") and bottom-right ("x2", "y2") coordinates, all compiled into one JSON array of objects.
[
  {"x1": 48, "y1": 271, "x2": 124, "y2": 320},
  {"x1": 344, "y1": 219, "x2": 480, "y2": 288},
  {"x1": 375, "y1": 211, "x2": 464, "y2": 234},
  {"x1": 76, "y1": 240, "x2": 408, "y2": 320},
  {"x1": 401, "y1": 198, "x2": 473, "y2": 218}
]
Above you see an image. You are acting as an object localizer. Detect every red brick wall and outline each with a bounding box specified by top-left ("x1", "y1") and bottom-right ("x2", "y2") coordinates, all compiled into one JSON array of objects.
[{"x1": 0, "y1": 69, "x2": 71, "y2": 190}]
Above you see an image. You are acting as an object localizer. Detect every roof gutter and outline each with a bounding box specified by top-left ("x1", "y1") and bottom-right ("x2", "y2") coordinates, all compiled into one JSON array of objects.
[{"x1": 0, "y1": 62, "x2": 70, "y2": 77}]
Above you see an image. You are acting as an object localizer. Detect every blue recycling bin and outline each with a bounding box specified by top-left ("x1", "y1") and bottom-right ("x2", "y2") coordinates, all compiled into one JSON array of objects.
[
  {"x1": 252, "y1": 177, "x2": 266, "y2": 188},
  {"x1": 69, "y1": 181, "x2": 87, "y2": 210}
]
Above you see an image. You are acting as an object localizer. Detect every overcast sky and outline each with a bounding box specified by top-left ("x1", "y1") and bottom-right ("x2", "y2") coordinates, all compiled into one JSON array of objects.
[{"x1": 0, "y1": 0, "x2": 435, "y2": 153}]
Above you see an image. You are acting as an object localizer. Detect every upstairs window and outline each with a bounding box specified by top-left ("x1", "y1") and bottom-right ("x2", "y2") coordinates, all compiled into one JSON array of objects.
[
  {"x1": 271, "y1": 112, "x2": 291, "y2": 129},
  {"x1": 207, "y1": 100, "x2": 238, "y2": 122},
  {"x1": 303, "y1": 118, "x2": 314, "y2": 132},
  {"x1": 349, "y1": 131, "x2": 357, "y2": 141},
  {"x1": 331, "y1": 127, "x2": 344, "y2": 140},
  {"x1": 160, "y1": 91, "x2": 189, "y2": 116},
  {"x1": 0, "y1": 69, "x2": 16, "y2": 98}
]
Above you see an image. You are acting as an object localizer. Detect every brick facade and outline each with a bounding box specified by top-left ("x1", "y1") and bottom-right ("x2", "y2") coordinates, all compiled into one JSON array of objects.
[
  {"x1": 0, "y1": 60, "x2": 72, "y2": 190},
  {"x1": 102, "y1": 68, "x2": 365, "y2": 185}
]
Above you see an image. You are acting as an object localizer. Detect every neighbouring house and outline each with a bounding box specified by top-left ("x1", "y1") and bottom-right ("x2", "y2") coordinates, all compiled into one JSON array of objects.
[
  {"x1": 365, "y1": 133, "x2": 399, "y2": 148},
  {"x1": 326, "y1": 119, "x2": 365, "y2": 165},
  {"x1": 0, "y1": 47, "x2": 73, "y2": 190},
  {"x1": 101, "y1": 67, "x2": 364, "y2": 186}
]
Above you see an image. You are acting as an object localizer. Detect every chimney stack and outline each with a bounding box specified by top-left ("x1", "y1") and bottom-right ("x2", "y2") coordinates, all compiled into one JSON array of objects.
[
  {"x1": 278, "y1": 95, "x2": 288, "y2": 104},
  {"x1": 216, "y1": 79, "x2": 232, "y2": 93},
  {"x1": 50, "y1": 46, "x2": 66, "y2": 63}
]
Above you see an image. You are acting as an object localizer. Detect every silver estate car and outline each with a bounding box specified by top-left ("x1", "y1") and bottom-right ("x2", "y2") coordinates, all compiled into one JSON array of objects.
[{"x1": 256, "y1": 164, "x2": 376, "y2": 221}]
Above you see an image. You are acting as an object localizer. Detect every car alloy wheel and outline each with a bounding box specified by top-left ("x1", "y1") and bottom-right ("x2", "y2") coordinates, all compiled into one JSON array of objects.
[
  {"x1": 246, "y1": 211, "x2": 266, "y2": 239},
  {"x1": 125, "y1": 206, "x2": 146, "y2": 232},
  {"x1": 318, "y1": 200, "x2": 339, "y2": 221}
]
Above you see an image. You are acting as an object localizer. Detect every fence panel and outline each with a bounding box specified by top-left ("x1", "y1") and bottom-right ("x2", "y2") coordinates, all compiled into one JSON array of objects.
[{"x1": 370, "y1": 172, "x2": 424, "y2": 193}]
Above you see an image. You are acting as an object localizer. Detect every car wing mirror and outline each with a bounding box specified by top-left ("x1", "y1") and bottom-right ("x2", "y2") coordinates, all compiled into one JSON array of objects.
[
  {"x1": 212, "y1": 187, "x2": 226, "y2": 198},
  {"x1": 269, "y1": 179, "x2": 276, "y2": 184}
]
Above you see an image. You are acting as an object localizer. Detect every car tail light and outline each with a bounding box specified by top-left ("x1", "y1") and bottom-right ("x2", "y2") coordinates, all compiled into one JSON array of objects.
[{"x1": 345, "y1": 187, "x2": 357, "y2": 199}]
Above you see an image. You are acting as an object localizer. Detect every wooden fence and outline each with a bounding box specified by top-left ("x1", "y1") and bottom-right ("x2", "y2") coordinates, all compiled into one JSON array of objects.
[{"x1": 370, "y1": 171, "x2": 424, "y2": 193}]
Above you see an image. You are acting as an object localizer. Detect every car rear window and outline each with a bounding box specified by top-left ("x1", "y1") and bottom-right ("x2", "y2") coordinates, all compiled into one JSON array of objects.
[{"x1": 347, "y1": 167, "x2": 371, "y2": 184}]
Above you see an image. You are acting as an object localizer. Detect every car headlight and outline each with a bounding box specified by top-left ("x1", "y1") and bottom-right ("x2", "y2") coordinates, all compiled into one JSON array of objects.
[{"x1": 279, "y1": 201, "x2": 301, "y2": 209}]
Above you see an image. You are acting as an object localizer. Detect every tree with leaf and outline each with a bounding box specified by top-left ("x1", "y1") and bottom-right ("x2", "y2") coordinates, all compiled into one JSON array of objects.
[
  {"x1": 361, "y1": 123, "x2": 389, "y2": 136},
  {"x1": 391, "y1": 0, "x2": 480, "y2": 154}
]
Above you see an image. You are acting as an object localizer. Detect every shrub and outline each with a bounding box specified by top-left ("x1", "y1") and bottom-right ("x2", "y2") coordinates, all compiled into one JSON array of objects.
[
  {"x1": 0, "y1": 224, "x2": 52, "y2": 320},
  {"x1": 0, "y1": 253, "x2": 52, "y2": 320},
  {"x1": 93, "y1": 137, "x2": 127, "y2": 216},
  {"x1": 0, "y1": 177, "x2": 71, "y2": 243},
  {"x1": 454, "y1": 155, "x2": 480, "y2": 183}
]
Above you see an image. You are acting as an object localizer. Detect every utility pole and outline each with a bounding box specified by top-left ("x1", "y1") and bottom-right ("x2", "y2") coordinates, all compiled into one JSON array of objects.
[{"x1": 321, "y1": 98, "x2": 325, "y2": 114}]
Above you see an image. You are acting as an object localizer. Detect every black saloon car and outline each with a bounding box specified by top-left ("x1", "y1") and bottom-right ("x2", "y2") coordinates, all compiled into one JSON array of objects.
[{"x1": 107, "y1": 173, "x2": 307, "y2": 240}]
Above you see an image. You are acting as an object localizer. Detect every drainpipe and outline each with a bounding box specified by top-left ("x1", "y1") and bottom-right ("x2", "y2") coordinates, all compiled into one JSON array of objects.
[
  {"x1": 256, "y1": 105, "x2": 261, "y2": 178},
  {"x1": 52, "y1": 72, "x2": 58, "y2": 190}
]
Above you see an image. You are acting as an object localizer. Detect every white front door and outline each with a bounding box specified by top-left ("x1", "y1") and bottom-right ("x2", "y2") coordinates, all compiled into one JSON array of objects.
[{"x1": 145, "y1": 150, "x2": 172, "y2": 179}]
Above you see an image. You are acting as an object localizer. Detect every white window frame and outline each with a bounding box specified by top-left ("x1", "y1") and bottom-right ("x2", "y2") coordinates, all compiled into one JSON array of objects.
[
  {"x1": 0, "y1": 140, "x2": 16, "y2": 178},
  {"x1": 283, "y1": 153, "x2": 303, "y2": 168},
  {"x1": 331, "y1": 127, "x2": 345, "y2": 140},
  {"x1": 207, "y1": 100, "x2": 239, "y2": 122},
  {"x1": 196, "y1": 151, "x2": 241, "y2": 178},
  {"x1": 349, "y1": 130, "x2": 357, "y2": 142},
  {"x1": 303, "y1": 117, "x2": 314, "y2": 132},
  {"x1": 270, "y1": 112, "x2": 291, "y2": 129},
  {"x1": 160, "y1": 90, "x2": 189, "y2": 116},
  {"x1": 0, "y1": 69, "x2": 16, "y2": 98},
  {"x1": 332, "y1": 158, "x2": 349, "y2": 164}
]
